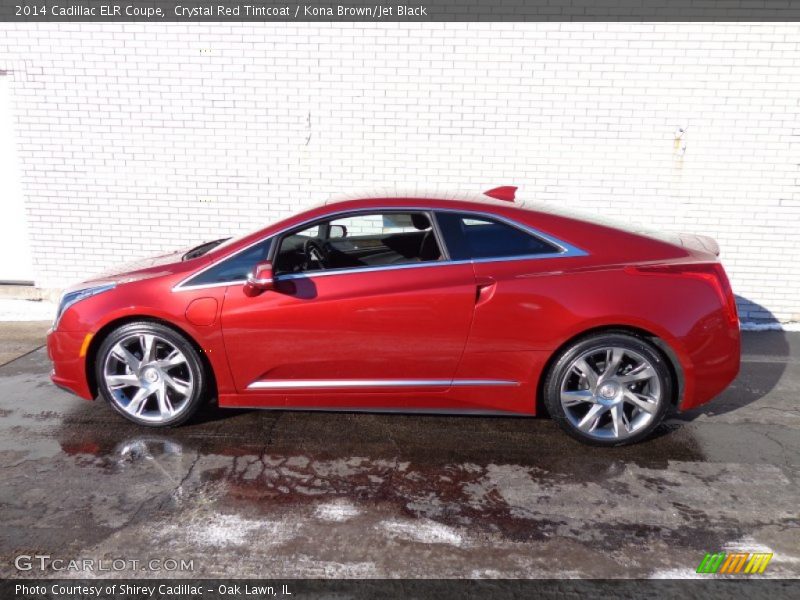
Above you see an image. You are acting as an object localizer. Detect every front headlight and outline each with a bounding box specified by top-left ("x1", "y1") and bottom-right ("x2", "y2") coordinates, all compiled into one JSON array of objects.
[{"x1": 54, "y1": 283, "x2": 116, "y2": 329}]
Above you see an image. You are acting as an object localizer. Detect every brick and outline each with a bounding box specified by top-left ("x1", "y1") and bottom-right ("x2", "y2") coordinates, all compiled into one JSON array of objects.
[{"x1": 0, "y1": 22, "x2": 798, "y2": 322}]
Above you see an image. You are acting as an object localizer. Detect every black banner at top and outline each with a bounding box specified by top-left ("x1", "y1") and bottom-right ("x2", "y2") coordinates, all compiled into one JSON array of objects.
[{"x1": 3, "y1": 0, "x2": 800, "y2": 22}]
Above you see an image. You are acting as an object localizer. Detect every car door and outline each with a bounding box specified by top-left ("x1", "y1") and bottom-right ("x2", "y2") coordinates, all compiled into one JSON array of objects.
[
  {"x1": 433, "y1": 209, "x2": 588, "y2": 412},
  {"x1": 220, "y1": 210, "x2": 477, "y2": 406}
]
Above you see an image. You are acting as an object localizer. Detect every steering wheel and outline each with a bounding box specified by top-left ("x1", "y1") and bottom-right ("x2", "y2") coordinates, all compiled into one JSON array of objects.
[{"x1": 303, "y1": 239, "x2": 328, "y2": 270}]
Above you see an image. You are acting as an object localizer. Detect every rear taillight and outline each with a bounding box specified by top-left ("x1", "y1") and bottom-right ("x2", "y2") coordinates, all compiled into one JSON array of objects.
[{"x1": 626, "y1": 263, "x2": 739, "y2": 326}]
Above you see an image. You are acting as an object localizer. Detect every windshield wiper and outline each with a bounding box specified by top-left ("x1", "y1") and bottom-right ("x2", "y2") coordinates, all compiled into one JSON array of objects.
[{"x1": 182, "y1": 238, "x2": 230, "y2": 261}]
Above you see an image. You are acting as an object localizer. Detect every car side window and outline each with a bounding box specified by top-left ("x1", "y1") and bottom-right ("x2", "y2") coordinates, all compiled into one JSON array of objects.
[
  {"x1": 183, "y1": 239, "x2": 272, "y2": 286},
  {"x1": 436, "y1": 212, "x2": 560, "y2": 261},
  {"x1": 274, "y1": 211, "x2": 442, "y2": 275}
]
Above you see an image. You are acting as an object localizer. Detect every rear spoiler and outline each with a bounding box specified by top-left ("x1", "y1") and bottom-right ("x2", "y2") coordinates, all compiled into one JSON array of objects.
[
  {"x1": 483, "y1": 186, "x2": 517, "y2": 202},
  {"x1": 677, "y1": 233, "x2": 720, "y2": 257}
]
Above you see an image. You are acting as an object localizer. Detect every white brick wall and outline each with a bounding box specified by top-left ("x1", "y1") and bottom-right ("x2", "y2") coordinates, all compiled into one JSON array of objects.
[{"x1": 1, "y1": 22, "x2": 798, "y2": 323}]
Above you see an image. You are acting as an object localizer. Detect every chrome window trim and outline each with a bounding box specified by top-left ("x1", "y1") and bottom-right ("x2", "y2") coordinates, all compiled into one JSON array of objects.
[
  {"x1": 173, "y1": 206, "x2": 587, "y2": 292},
  {"x1": 173, "y1": 279, "x2": 247, "y2": 292},
  {"x1": 247, "y1": 378, "x2": 518, "y2": 390}
]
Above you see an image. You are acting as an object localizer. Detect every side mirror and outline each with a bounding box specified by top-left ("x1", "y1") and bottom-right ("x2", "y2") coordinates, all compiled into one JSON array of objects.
[
  {"x1": 244, "y1": 261, "x2": 274, "y2": 296},
  {"x1": 329, "y1": 224, "x2": 347, "y2": 239}
]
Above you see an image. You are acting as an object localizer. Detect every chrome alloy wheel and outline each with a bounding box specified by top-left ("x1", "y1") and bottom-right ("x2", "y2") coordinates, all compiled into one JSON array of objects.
[
  {"x1": 559, "y1": 346, "x2": 663, "y2": 441},
  {"x1": 102, "y1": 333, "x2": 194, "y2": 424}
]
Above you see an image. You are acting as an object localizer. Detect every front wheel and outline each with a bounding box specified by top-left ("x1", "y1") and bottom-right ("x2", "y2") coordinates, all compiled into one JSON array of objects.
[
  {"x1": 95, "y1": 321, "x2": 208, "y2": 427},
  {"x1": 543, "y1": 332, "x2": 673, "y2": 446}
]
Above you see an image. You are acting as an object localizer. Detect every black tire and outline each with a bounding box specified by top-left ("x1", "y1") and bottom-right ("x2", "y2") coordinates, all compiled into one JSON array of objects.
[
  {"x1": 543, "y1": 331, "x2": 673, "y2": 446},
  {"x1": 95, "y1": 321, "x2": 208, "y2": 427}
]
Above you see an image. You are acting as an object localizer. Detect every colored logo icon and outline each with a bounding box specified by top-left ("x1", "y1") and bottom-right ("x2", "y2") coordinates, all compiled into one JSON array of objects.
[{"x1": 696, "y1": 552, "x2": 773, "y2": 574}]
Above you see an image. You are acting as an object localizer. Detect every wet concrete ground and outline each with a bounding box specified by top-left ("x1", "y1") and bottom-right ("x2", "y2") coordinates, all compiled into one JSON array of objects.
[
  {"x1": 0, "y1": 329, "x2": 798, "y2": 578},
  {"x1": 0, "y1": 322, "x2": 50, "y2": 366}
]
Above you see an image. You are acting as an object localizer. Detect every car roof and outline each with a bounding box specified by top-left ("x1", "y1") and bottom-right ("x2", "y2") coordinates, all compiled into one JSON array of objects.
[{"x1": 323, "y1": 189, "x2": 520, "y2": 211}]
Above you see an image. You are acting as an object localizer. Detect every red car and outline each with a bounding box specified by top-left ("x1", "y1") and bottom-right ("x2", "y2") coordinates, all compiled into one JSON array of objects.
[{"x1": 47, "y1": 189, "x2": 740, "y2": 446}]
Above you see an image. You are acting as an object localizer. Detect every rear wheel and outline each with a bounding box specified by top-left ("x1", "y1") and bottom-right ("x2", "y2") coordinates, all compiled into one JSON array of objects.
[
  {"x1": 95, "y1": 322, "x2": 207, "y2": 427},
  {"x1": 543, "y1": 332, "x2": 673, "y2": 446}
]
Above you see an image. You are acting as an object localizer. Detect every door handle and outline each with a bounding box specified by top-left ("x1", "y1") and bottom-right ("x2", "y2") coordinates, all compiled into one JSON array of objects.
[{"x1": 475, "y1": 276, "x2": 497, "y2": 306}]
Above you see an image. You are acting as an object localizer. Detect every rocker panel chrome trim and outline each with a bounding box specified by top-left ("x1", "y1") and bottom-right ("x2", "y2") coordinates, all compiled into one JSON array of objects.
[{"x1": 247, "y1": 378, "x2": 518, "y2": 390}]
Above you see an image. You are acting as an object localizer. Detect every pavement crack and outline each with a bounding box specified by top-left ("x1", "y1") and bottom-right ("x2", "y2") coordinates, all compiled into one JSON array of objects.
[
  {"x1": 173, "y1": 450, "x2": 201, "y2": 497},
  {"x1": 0, "y1": 344, "x2": 46, "y2": 368},
  {"x1": 761, "y1": 429, "x2": 792, "y2": 455}
]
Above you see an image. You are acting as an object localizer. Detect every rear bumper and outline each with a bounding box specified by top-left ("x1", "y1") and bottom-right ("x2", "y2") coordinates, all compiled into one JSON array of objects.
[
  {"x1": 47, "y1": 328, "x2": 94, "y2": 400},
  {"x1": 677, "y1": 318, "x2": 741, "y2": 411}
]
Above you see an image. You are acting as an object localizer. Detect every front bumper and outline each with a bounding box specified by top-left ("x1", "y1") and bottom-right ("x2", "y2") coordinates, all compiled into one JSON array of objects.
[{"x1": 47, "y1": 328, "x2": 95, "y2": 400}]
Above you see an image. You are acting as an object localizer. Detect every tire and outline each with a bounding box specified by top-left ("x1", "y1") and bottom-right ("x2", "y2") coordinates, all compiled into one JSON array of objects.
[
  {"x1": 543, "y1": 331, "x2": 673, "y2": 446},
  {"x1": 95, "y1": 321, "x2": 207, "y2": 427}
]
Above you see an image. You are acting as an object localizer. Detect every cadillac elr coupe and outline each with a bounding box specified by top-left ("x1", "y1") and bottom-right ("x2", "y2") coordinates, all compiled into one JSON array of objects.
[{"x1": 47, "y1": 188, "x2": 740, "y2": 445}]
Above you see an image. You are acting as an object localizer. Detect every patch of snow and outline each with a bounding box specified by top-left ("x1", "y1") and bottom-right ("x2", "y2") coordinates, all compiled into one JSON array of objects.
[
  {"x1": 175, "y1": 514, "x2": 293, "y2": 548},
  {"x1": 650, "y1": 568, "x2": 706, "y2": 579},
  {"x1": 381, "y1": 519, "x2": 465, "y2": 547},
  {"x1": 314, "y1": 499, "x2": 360, "y2": 522},
  {"x1": 0, "y1": 299, "x2": 55, "y2": 322},
  {"x1": 723, "y1": 538, "x2": 775, "y2": 555},
  {"x1": 469, "y1": 569, "x2": 512, "y2": 578},
  {"x1": 184, "y1": 514, "x2": 263, "y2": 546}
]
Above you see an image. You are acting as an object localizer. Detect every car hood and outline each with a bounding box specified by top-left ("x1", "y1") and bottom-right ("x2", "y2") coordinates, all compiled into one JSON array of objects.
[{"x1": 72, "y1": 247, "x2": 193, "y2": 290}]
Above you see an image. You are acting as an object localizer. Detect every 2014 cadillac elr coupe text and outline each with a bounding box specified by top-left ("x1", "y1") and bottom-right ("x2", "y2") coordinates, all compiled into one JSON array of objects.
[{"x1": 47, "y1": 190, "x2": 740, "y2": 446}]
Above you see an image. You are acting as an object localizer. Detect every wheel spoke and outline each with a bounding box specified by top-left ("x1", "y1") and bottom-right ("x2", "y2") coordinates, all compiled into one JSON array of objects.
[
  {"x1": 577, "y1": 404, "x2": 607, "y2": 432},
  {"x1": 159, "y1": 349, "x2": 187, "y2": 369},
  {"x1": 112, "y1": 343, "x2": 141, "y2": 371},
  {"x1": 572, "y1": 358, "x2": 599, "y2": 390},
  {"x1": 163, "y1": 373, "x2": 191, "y2": 397},
  {"x1": 610, "y1": 404, "x2": 630, "y2": 438},
  {"x1": 623, "y1": 390, "x2": 657, "y2": 414},
  {"x1": 106, "y1": 374, "x2": 140, "y2": 389},
  {"x1": 126, "y1": 387, "x2": 151, "y2": 416},
  {"x1": 617, "y1": 363, "x2": 656, "y2": 384},
  {"x1": 140, "y1": 334, "x2": 156, "y2": 363},
  {"x1": 600, "y1": 348, "x2": 624, "y2": 381},
  {"x1": 560, "y1": 389, "x2": 596, "y2": 407},
  {"x1": 156, "y1": 385, "x2": 174, "y2": 417}
]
